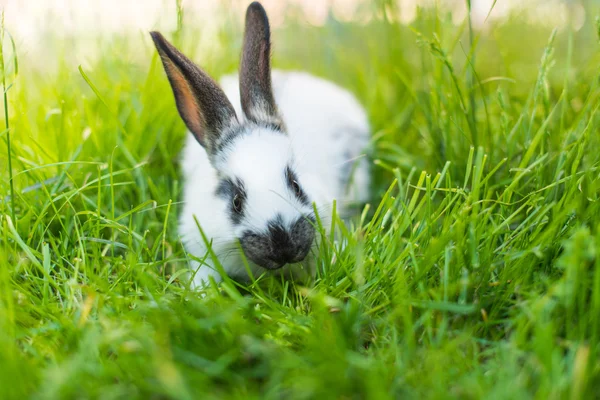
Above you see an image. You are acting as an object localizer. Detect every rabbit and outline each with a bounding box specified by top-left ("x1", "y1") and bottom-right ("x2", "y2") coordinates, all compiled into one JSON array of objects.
[{"x1": 150, "y1": 1, "x2": 371, "y2": 288}]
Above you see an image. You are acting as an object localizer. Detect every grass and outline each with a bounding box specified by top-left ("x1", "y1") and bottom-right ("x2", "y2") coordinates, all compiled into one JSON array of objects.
[{"x1": 2, "y1": 1, "x2": 600, "y2": 398}]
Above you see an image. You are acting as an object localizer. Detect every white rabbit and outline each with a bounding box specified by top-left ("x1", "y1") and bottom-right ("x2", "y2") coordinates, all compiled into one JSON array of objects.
[{"x1": 151, "y1": 1, "x2": 370, "y2": 288}]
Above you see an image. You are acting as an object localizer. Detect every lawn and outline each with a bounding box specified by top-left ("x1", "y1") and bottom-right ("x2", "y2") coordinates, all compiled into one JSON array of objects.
[{"x1": 1, "y1": 1, "x2": 600, "y2": 398}]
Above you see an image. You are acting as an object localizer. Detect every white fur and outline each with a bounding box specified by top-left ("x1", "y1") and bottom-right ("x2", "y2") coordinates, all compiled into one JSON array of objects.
[
  {"x1": 217, "y1": 130, "x2": 314, "y2": 236},
  {"x1": 178, "y1": 70, "x2": 371, "y2": 288}
]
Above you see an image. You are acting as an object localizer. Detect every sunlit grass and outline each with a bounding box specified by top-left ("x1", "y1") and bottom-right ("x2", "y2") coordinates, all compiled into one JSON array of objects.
[{"x1": 1, "y1": 1, "x2": 600, "y2": 398}]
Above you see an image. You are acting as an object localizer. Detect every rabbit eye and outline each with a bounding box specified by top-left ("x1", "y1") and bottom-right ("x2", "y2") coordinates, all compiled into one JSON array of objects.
[
  {"x1": 232, "y1": 194, "x2": 243, "y2": 213},
  {"x1": 285, "y1": 166, "x2": 309, "y2": 205},
  {"x1": 292, "y1": 180, "x2": 301, "y2": 196}
]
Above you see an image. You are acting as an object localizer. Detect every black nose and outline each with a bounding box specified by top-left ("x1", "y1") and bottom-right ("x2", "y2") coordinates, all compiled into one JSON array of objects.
[
  {"x1": 240, "y1": 215, "x2": 315, "y2": 270},
  {"x1": 267, "y1": 216, "x2": 314, "y2": 266}
]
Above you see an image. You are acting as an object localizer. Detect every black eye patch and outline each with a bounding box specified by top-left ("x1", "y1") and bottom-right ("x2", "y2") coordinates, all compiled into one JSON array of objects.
[
  {"x1": 216, "y1": 177, "x2": 247, "y2": 224},
  {"x1": 285, "y1": 166, "x2": 310, "y2": 206}
]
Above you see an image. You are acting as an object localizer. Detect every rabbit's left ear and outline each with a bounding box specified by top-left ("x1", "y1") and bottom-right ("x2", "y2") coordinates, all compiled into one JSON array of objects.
[
  {"x1": 239, "y1": 2, "x2": 283, "y2": 128},
  {"x1": 150, "y1": 31, "x2": 239, "y2": 154}
]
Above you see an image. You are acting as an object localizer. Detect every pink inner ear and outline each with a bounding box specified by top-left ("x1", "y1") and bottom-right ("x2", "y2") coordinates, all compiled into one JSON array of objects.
[{"x1": 165, "y1": 58, "x2": 205, "y2": 141}]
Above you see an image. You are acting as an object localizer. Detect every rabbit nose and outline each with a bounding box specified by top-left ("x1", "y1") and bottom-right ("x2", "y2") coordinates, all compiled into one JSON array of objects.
[
  {"x1": 240, "y1": 215, "x2": 315, "y2": 270},
  {"x1": 268, "y1": 241, "x2": 311, "y2": 266},
  {"x1": 268, "y1": 215, "x2": 315, "y2": 265},
  {"x1": 267, "y1": 225, "x2": 297, "y2": 265}
]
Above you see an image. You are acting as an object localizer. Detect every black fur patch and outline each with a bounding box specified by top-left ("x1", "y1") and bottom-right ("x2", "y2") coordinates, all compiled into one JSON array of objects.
[
  {"x1": 240, "y1": 214, "x2": 315, "y2": 270},
  {"x1": 216, "y1": 177, "x2": 247, "y2": 224},
  {"x1": 213, "y1": 121, "x2": 286, "y2": 159},
  {"x1": 285, "y1": 166, "x2": 310, "y2": 206},
  {"x1": 213, "y1": 124, "x2": 247, "y2": 157},
  {"x1": 260, "y1": 120, "x2": 284, "y2": 132}
]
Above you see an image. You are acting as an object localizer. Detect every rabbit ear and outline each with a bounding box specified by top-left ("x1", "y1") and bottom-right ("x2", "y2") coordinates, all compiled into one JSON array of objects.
[
  {"x1": 151, "y1": 31, "x2": 238, "y2": 152},
  {"x1": 239, "y1": 2, "x2": 283, "y2": 128}
]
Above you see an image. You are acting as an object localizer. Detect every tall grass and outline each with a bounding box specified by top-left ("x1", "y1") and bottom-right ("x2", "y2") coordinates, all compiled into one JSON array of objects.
[
  {"x1": 1, "y1": 11, "x2": 17, "y2": 224},
  {"x1": 1, "y1": 1, "x2": 600, "y2": 398}
]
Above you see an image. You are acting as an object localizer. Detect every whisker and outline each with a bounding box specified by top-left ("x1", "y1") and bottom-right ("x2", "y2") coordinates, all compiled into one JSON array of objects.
[{"x1": 332, "y1": 152, "x2": 368, "y2": 167}]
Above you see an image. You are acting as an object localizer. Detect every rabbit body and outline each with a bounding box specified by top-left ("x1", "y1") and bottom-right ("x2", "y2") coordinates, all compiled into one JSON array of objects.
[{"x1": 179, "y1": 70, "x2": 370, "y2": 287}]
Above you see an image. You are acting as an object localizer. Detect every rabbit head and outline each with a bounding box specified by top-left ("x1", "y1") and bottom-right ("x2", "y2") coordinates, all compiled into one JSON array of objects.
[{"x1": 151, "y1": 2, "x2": 316, "y2": 270}]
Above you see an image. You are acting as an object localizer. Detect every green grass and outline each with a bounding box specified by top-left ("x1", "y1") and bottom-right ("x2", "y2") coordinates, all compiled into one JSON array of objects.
[{"x1": 2, "y1": 1, "x2": 600, "y2": 398}]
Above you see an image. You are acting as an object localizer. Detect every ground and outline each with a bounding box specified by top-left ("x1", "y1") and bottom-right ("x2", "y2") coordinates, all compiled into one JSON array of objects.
[{"x1": 1, "y1": 2, "x2": 600, "y2": 399}]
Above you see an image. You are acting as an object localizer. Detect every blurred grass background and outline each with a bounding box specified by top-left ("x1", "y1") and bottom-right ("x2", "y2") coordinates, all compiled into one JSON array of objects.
[{"x1": 1, "y1": 0, "x2": 600, "y2": 398}]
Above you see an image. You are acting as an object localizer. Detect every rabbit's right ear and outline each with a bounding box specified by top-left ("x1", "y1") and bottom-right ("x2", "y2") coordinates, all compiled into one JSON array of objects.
[
  {"x1": 151, "y1": 32, "x2": 238, "y2": 153},
  {"x1": 239, "y1": 2, "x2": 283, "y2": 128}
]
